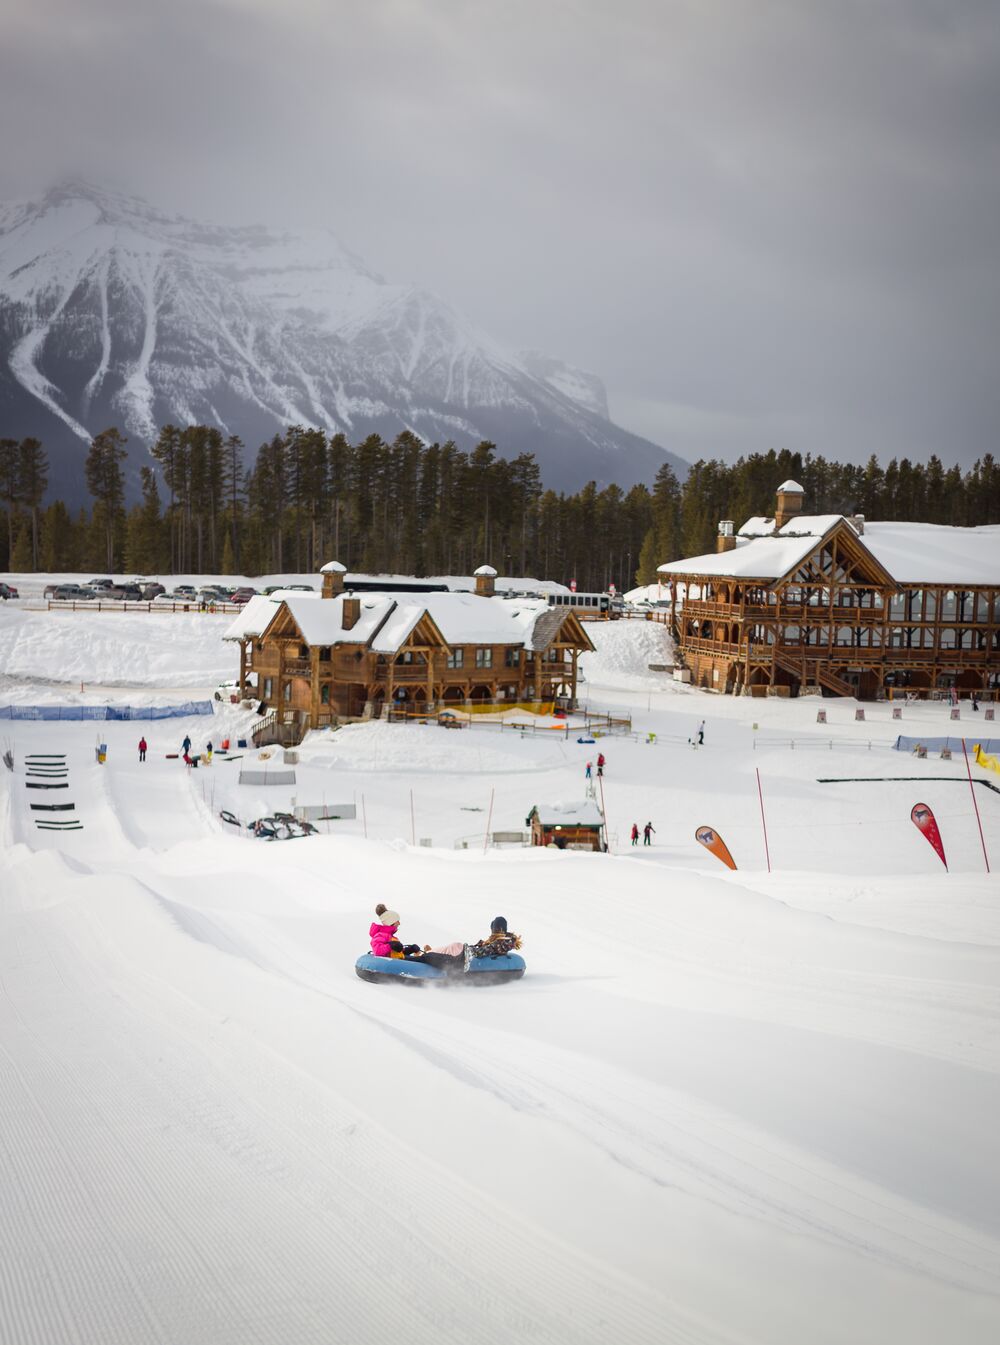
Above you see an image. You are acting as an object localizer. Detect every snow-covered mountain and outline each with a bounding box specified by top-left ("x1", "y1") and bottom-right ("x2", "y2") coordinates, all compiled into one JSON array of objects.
[{"x1": 0, "y1": 182, "x2": 684, "y2": 503}]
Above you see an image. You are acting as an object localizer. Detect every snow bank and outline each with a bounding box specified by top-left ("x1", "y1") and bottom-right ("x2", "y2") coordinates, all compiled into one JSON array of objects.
[
  {"x1": 578, "y1": 619, "x2": 675, "y2": 689},
  {"x1": 0, "y1": 607, "x2": 233, "y2": 687}
]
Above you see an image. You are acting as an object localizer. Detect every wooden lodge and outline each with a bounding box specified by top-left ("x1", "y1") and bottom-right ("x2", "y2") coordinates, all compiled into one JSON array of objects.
[
  {"x1": 658, "y1": 482, "x2": 1000, "y2": 700},
  {"x1": 527, "y1": 801, "x2": 606, "y2": 851},
  {"x1": 225, "y1": 563, "x2": 594, "y2": 740}
]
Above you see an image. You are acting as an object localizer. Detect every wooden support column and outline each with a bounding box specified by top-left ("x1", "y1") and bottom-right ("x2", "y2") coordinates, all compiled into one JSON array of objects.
[
  {"x1": 238, "y1": 640, "x2": 248, "y2": 698},
  {"x1": 310, "y1": 647, "x2": 321, "y2": 728},
  {"x1": 570, "y1": 648, "x2": 578, "y2": 706},
  {"x1": 276, "y1": 642, "x2": 285, "y2": 717}
]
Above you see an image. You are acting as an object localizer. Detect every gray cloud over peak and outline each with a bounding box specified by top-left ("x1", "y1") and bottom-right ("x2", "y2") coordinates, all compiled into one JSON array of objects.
[{"x1": 2, "y1": 0, "x2": 999, "y2": 473}]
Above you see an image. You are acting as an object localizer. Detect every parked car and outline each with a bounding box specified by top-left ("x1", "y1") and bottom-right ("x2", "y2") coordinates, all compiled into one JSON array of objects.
[
  {"x1": 214, "y1": 679, "x2": 242, "y2": 703},
  {"x1": 88, "y1": 578, "x2": 114, "y2": 589},
  {"x1": 140, "y1": 582, "x2": 166, "y2": 600},
  {"x1": 285, "y1": 583, "x2": 314, "y2": 592},
  {"x1": 174, "y1": 584, "x2": 196, "y2": 596},
  {"x1": 52, "y1": 584, "x2": 95, "y2": 601},
  {"x1": 0, "y1": 582, "x2": 19, "y2": 600},
  {"x1": 106, "y1": 584, "x2": 143, "y2": 602},
  {"x1": 230, "y1": 586, "x2": 257, "y2": 605}
]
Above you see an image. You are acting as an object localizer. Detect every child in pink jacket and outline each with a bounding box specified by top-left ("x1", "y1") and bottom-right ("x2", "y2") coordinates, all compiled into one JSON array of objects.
[{"x1": 370, "y1": 903, "x2": 420, "y2": 958}]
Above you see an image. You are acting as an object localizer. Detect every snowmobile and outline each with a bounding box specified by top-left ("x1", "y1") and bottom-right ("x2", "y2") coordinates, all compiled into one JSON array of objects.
[{"x1": 354, "y1": 949, "x2": 526, "y2": 986}]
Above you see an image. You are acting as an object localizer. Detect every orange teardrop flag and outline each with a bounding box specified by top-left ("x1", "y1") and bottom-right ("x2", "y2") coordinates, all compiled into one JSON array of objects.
[
  {"x1": 910, "y1": 802, "x2": 948, "y2": 870},
  {"x1": 695, "y1": 825, "x2": 737, "y2": 870}
]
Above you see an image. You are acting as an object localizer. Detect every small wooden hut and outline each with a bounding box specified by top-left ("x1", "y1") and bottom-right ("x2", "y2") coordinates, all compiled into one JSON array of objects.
[{"x1": 527, "y1": 801, "x2": 606, "y2": 851}]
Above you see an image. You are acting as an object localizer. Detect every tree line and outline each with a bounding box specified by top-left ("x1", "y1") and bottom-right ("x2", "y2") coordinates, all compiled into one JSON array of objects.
[{"x1": 1, "y1": 429, "x2": 997, "y2": 591}]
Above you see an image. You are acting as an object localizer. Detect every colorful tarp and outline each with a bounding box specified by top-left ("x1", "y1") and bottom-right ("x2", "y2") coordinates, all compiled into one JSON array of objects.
[{"x1": 0, "y1": 702, "x2": 214, "y2": 721}]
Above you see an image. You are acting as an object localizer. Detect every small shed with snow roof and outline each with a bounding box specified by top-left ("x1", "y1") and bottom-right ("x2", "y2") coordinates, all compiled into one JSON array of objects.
[{"x1": 526, "y1": 800, "x2": 606, "y2": 851}]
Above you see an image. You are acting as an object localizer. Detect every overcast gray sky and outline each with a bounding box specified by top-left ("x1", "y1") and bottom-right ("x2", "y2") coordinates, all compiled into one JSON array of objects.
[{"x1": 3, "y1": 0, "x2": 999, "y2": 471}]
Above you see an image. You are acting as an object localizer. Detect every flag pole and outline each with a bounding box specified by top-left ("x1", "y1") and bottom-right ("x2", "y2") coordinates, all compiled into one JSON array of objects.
[
  {"x1": 756, "y1": 768, "x2": 771, "y2": 873},
  {"x1": 962, "y1": 739, "x2": 991, "y2": 873}
]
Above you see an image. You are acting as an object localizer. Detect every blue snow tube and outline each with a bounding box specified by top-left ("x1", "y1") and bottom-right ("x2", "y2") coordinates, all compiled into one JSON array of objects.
[{"x1": 354, "y1": 952, "x2": 526, "y2": 986}]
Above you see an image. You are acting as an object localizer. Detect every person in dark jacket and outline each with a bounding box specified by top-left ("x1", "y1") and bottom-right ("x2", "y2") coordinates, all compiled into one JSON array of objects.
[
  {"x1": 643, "y1": 821, "x2": 655, "y2": 846},
  {"x1": 469, "y1": 915, "x2": 522, "y2": 959}
]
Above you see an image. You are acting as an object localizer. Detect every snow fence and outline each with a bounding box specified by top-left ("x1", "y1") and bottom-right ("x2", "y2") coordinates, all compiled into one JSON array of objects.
[
  {"x1": 0, "y1": 702, "x2": 214, "y2": 721},
  {"x1": 894, "y1": 734, "x2": 1000, "y2": 755}
]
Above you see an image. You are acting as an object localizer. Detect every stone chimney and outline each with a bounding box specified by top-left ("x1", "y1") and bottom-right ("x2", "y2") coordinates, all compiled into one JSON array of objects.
[
  {"x1": 321, "y1": 560, "x2": 346, "y2": 599},
  {"x1": 474, "y1": 564, "x2": 497, "y2": 598},
  {"x1": 851, "y1": 513, "x2": 865, "y2": 536},
  {"x1": 774, "y1": 480, "x2": 805, "y2": 531},
  {"x1": 342, "y1": 593, "x2": 361, "y2": 630},
  {"x1": 716, "y1": 520, "x2": 736, "y2": 553}
]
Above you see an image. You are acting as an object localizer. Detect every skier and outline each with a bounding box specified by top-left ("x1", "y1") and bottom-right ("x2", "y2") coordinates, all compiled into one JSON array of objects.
[
  {"x1": 137, "y1": 736, "x2": 147, "y2": 763},
  {"x1": 630, "y1": 822, "x2": 640, "y2": 846},
  {"x1": 643, "y1": 821, "x2": 655, "y2": 846},
  {"x1": 697, "y1": 721, "x2": 705, "y2": 746},
  {"x1": 597, "y1": 751, "x2": 605, "y2": 777}
]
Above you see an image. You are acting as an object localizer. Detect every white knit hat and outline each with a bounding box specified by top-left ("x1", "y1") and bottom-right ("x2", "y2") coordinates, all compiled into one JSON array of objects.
[{"x1": 380, "y1": 910, "x2": 401, "y2": 927}]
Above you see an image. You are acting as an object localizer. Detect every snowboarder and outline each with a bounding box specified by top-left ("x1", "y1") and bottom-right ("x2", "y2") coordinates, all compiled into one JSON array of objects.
[
  {"x1": 697, "y1": 721, "x2": 705, "y2": 746},
  {"x1": 138, "y1": 736, "x2": 147, "y2": 762},
  {"x1": 597, "y1": 752, "x2": 605, "y2": 777},
  {"x1": 631, "y1": 822, "x2": 640, "y2": 846},
  {"x1": 643, "y1": 821, "x2": 655, "y2": 846}
]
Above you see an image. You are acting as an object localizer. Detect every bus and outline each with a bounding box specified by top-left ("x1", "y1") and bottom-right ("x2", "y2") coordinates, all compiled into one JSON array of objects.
[{"x1": 545, "y1": 591, "x2": 620, "y2": 619}]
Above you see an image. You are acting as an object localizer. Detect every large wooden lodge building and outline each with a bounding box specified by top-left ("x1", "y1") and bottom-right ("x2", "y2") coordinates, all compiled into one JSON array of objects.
[
  {"x1": 658, "y1": 482, "x2": 999, "y2": 700},
  {"x1": 225, "y1": 563, "x2": 594, "y2": 735}
]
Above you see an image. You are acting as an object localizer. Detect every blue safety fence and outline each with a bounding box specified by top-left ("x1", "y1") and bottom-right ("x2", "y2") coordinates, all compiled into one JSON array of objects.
[
  {"x1": 894, "y1": 734, "x2": 1000, "y2": 754},
  {"x1": 0, "y1": 702, "x2": 214, "y2": 721}
]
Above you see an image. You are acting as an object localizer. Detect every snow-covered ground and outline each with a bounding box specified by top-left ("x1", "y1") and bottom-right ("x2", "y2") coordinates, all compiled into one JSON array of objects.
[{"x1": 1, "y1": 613, "x2": 998, "y2": 1344}]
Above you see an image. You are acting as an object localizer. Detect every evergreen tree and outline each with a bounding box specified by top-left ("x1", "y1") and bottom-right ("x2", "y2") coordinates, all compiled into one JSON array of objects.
[
  {"x1": 85, "y1": 428, "x2": 128, "y2": 570},
  {"x1": 10, "y1": 523, "x2": 33, "y2": 572}
]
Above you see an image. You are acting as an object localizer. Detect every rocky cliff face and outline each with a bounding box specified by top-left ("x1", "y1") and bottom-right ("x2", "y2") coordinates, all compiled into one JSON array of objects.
[{"x1": 0, "y1": 183, "x2": 684, "y2": 502}]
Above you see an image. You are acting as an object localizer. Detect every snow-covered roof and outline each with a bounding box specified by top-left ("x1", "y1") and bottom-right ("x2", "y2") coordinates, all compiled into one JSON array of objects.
[
  {"x1": 531, "y1": 801, "x2": 605, "y2": 827},
  {"x1": 242, "y1": 589, "x2": 592, "y2": 655},
  {"x1": 222, "y1": 593, "x2": 287, "y2": 640},
  {"x1": 660, "y1": 515, "x2": 1000, "y2": 585},
  {"x1": 657, "y1": 534, "x2": 823, "y2": 580},
  {"x1": 282, "y1": 593, "x2": 394, "y2": 646},
  {"x1": 473, "y1": 564, "x2": 497, "y2": 577},
  {"x1": 778, "y1": 479, "x2": 804, "y2": 493},
  {"x1": 320, "y1": 560, "x2": 346, "y2": 574},
  {"x1": 859, "y1": 522, "x2": 1000, "y2": 585}
]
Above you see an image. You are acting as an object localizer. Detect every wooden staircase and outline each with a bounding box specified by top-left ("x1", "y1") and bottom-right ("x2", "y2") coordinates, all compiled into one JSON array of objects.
[{"x1": 816, "y1": 666, "x2": 855, "y2": 698}]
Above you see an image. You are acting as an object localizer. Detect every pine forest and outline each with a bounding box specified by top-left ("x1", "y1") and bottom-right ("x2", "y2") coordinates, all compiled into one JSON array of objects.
[{"x1": 1, "y1": 427, "x2": 998, "y2": 591}]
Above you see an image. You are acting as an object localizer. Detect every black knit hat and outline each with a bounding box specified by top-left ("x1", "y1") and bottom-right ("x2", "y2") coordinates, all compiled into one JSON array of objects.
[{"x1": 491, "y1": 915, "x2": 508, "y2": 934}]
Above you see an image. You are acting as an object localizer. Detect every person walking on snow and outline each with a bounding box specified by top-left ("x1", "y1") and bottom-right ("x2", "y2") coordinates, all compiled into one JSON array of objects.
[
  {"x1": 597, "y1": 752, "x2": 605, "y2": 777},
  {"x1": 697, "y1": 721, "x2": 705, "y2": 746},
  {"x1": 631, "y1": 822, "x2": 640, "y2": 846},
  {"x1": 182, "y1": 734, "x2": 192, "y2": 757},
  {"x1": 585, "y1": 761, "x2": 592, "y2": 780},
  {"x1": 137, "y1": 736, "x2": 147, "y2": 763},
  {"x1": 643, "y1": 821, "x2": 655, "y2": 846}
]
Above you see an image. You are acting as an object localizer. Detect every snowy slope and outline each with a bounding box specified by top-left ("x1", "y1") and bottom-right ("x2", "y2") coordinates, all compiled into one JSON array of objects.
[
  {"x1": 0, "y1": 182, "x2": 685, "y2": 500},
  {"x1": 1, "y1": 609, "x2": 999, "y2": 1344}
]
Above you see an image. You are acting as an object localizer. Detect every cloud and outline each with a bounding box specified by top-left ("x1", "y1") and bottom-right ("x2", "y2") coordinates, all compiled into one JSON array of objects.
[{"x1": 2, "y1": 0, "x2": 998, "y2": 472}]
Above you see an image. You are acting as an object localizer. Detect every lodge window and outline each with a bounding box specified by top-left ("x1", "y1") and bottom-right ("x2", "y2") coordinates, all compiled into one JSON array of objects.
[
  {"x1": 475, "y1": 648, "x2": 492, "y2": 668},
  {"x1": 299, "y1": 644, "x2": 308, "y2": 658},
  {"x1": 446, "y1": 649, "x2": 464, "y2": 669},
  {"x1": 505, "y1": 648, "x2": 520, "y2": 668},
  {"x1": 321, "y1": 684, "x2": 330, "y2": 704},
  {"x1": 319, "y1": 647, "x2": 331, "y2": 661},
  {"x1": 263, "y1": 677, "x2": 273, "y2": 699},
  {"x1": 283, "y1": 681, "x2": 291, "y2": 702}
]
